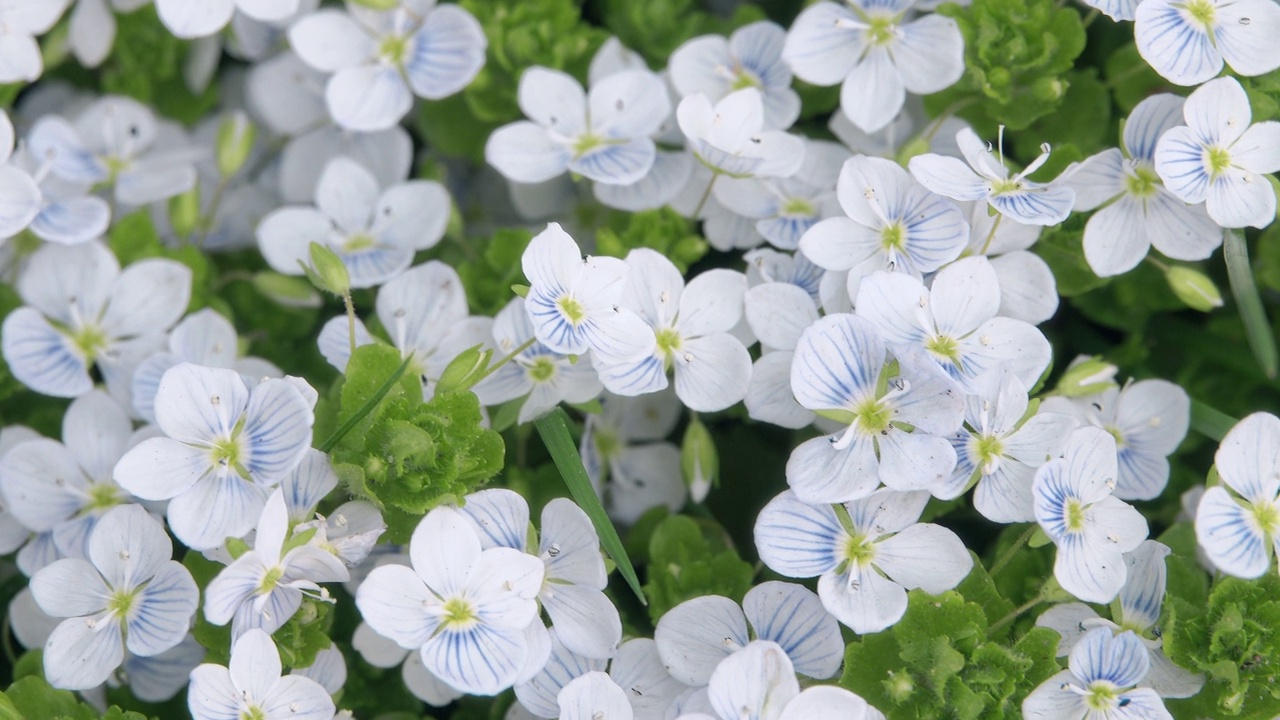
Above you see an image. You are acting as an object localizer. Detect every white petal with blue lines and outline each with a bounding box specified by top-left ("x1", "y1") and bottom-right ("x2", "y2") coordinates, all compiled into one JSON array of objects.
[
  {"x1": 655, "y1": 595, "x2": 749, "y2": 686},
  {"x1": 1214, "y1": 411, "x2": 1280, "y2": 502},
  {"x1": 242, "y1": 378, "x2": 313, "y2": 481},
  {"x1": 1195, "y1": 486, "x2": 1271, "y2": 578},
  {"x1": 790, "y1": 314, "x2": 884, "y2": 411},
  {"x1": 326, "y1": 64, "x2": 413, "y2": 133},
  {"x1": 406, "y1": 5, "x2": 487, "y2": 100},
  {"x1": 1134, "y1": 0, "x2": 1222, "y2": 86},
  {"x1": 743, "y1": 581, "x2": 844, "y2": 680},
  {"x1": 754, "y1": 490, "x2": 844, "y2": 578},
  {"x1": 128, "y1": 560, "x2": 198, "y2": 656}
]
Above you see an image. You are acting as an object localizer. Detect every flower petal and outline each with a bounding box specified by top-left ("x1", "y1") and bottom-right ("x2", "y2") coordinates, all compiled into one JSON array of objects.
[
  {"x1": 325, "y1": 64, "x2": 413, "y2": 132},
  {"x1": 1134, "y1": 0, "x2": 1221, "y2": 86},
  {"x1": 654, "y1": 595, "x2": 749, "y2": 687},
  {"x1": 128, "y1": 561, "x2": 199, "y2": 656},
  {"x1": 743, "y1": 581, "x2": 843, "y2": 680},
  {"x1": 1195, "y1": 485, "x2": 1270, "y2": 578},
  {"x1": 754, "y1": 491, "x2": 843, "y2": 578},
  {"x1": 43, "y1": 614, "x2": 124, "y2": 690},
  {"x1": 406, "y1": 5, "x2": 487, "y2": 99}
]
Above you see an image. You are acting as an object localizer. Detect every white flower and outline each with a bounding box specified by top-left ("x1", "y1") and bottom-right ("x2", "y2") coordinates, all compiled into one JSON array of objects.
[
  {"x1": 28, "y1": 96, "x2": 200, "y2": 206},
  {"x1": 676, "y1": 88, "x2": 805, "y2": 179},
  {"x1": 580, "y1": 391, "x2": 687, "y2": 524},
  {"x1": 351, "y1": 621, "x2": 463, "y2": 707},
  {"x1": 783, "y1": 0, "x2": 964, "y2": 134},
  {"x1": 459, "y1": 489, "x2": 621, "y2": 660},
  {"x1": 1033, "y1": 427, "x2": 1149, "y2": 603},
  {"x1": 594, "y1": 249, "x2": 752, "y2": 412},
  {"x1": 156, "y1": 0, "x2": 299, "y2": 38},
  {"x1": 1, "y1": 241, "x2": 191, "y2": 399},
  {"x1": 112, "y1": 363, "x2": 315, "y2": 550},
  {"x1": 715, "y1": 138, "x2": 848, "y2": 251},
  {"x1": 288, "y1": 2, "x2": 487, "y2": 131},
  {"x1": 0, "y1": 0, "x2": 70, "y2": 82},
  {"x1": 1195, "y1": 412, "x2": 1280, "y2": 578},
  {"x1": 473, "y1": 297, "x2": 603, "y2": 425},
  {"x1": 486, "y1": 66, "x2": 670, "y2": 185},
  {"x1": 654, "y1": 582, "x2": 843, "y2": 688},
  {"x1": 956, "y1": 201, "x2": 1059, "y2": 325},
  {"x1": 12, "y1": 146, "x2": 111, "y2": 246},
  {"x1": 0, "y1": 111, "x2": 43, "y2": 241},
  {"x1": 742, "y1": 280, "x2": 820, "y2": 429},
  {"x1": 799, "y1": 155, "x2": 969, "y2": 300},
  {"x1": 30, "y1": 505, "x2": 198, "y2": 690},
  {"x1": 258, "y1": 156, "x2": 450, "y2": 289},
  {"x1": 1135, "y1": 0, "x2": 1280, "y2": 86},
  {"x1": 355, "y1": 506, "x2": 545, "y2": 695},
  {"x1": 204, "y1": 489, "x2": 350, "y2": 638},
  {"x1": 755, "y1": 489, "x2": 972, "y2": 633},
  {"x1": 669, "y1": 21, "x2": 800, "y2": 130},
  {"x1": 909, "y1": 128, "x2": 1075, "y2": 226},
  {"x1": 941, "y1": 366, "x2": 1076, "y2": 522},
  {"x1": 1022, "y1": 628, "x2": 1172, "y2": 720},
  {"x1": 0, "y1": 391, "x2": 135, "y2": 559},
  {"x1": 188, "y1": 629, "x2": 335, "y2": 720},
  {"x1": 521, "y1": 222, "x2": 656, "y2": 364},
  {"x1": 855, "y1": 258, "x2": 1052, "y2": 394},
  {"x1": 1153, "y1": 77, "x2": 1280, "y2": 229},
  {"x1": 281, "y1": 450, "x2": 385, "y2": 567},
  {"x1": 787, "y1": 314, "x2": 963, "y2": 502},
  {"x1": 557, "y1": 672, "x2": 634, "y2": 720},
  {"x1": 1036, "y1": 541, "x2": 1205, "y2": 698},
  {"x1": 1062, "y1": 94, "x2": 1222, "y2": 276}
]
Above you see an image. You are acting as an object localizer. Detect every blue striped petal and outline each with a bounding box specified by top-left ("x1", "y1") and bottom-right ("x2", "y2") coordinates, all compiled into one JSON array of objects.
[
  {"x1": 166, "y1": 474, "x2": 269, "y2": 551},
  {"x1": 754, "y1": 491, "x2": 844, "y2": 578},
  {"x1": 743, "y1": 581, "x2": 843, "y2": 680},
  {"x1": 988, "y1": 184, "x2": 1075, "y2": 226},
  {"x1": 1069, "y1": 628, "x2": 1149, "y2": 688},
  {"x1": 1124, "y1": 94, "x2": 1185, "y2": 163},
  {"x1": 514, "y1": 629, "x2": 606, "y2": 717},
  {"x1": 421, "y1": 622, "x2": 526, "y2": 696},
  {"x1": 243, "y1": 378, "x2": 314, "y2": 482},
  {"x1": 1195, "y1": 486, "x2": 1271, "y2": 578},
  {"x1": 1119, "y1": 541, "x2": 1169, "y2": 631},
  {"x1": 654, "y1": 595, "x2": 749, "y2": 686},
  {"x1": 569, "y1": 136, "x2": 656, "y2": 186},
  {"x1": 127, "y1": 560, "x2": 198, "y2": 656},
  {"x1": 458, "y1": 488, "x2": 529, "y2": 551},
  {"x1": 1135, "y1": 0, "x2": 1222, "y2": 86},
  {"x1": 406, "y1": 5, "x2": 487, "y2": 100},
  {"x1": 43, "y1": 612, "x2": 124, "y2": 690},
  {"x1": 1, "y1": 307, "x2": 91, "y2": 398},
  {"x1": 789, "y1": 313, "x2": 884, "y2": 411}
]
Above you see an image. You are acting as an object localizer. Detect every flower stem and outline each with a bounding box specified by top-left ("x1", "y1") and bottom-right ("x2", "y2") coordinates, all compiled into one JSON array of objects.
[
  {"x1": 194, "y1": 176, "x2": 230, "y2": 248},
  {"x1": 343, "y1": 290, "x2": 358, "y2": 358},
  {"x1": 989, "y1": 592, "x2": 1047, "y2": 633},
  {"x1": 692, "y1": 173, "x2": 719, "y2": 220},
  {"x1": 1224, "y1": 229, "x2": 1278, "y2": 378},
  {"x1": 989, "y1": 524, "x2": 1036, "y2": 577},
  {"x1": 473, "y1": 336, "x2": 538, "y2": 385},
  {"x1": 979, "y1": 213, "x2": 1004, "y2": 255}
]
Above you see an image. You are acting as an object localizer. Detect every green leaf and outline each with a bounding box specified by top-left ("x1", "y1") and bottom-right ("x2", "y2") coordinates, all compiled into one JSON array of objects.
[
  {"x1": 5, "y1": 676, "x2": 96, "y2": 720},
  {"x1": 1190, "y1": 399, "x2": 1239, "y2": 442},
  {"x1": 642, "y1": 514, "x2": 754, "y2": 624},
  {"x1": 1223, "y1": 229, "x2": 1278, "y2": 379},
  {"x1": 534, "y1": 408, "x2": 644, "y2": 604},
  {"x1": 319, "y1": 347, "x2": 415, "y2": 453},
  {"x1": 0, "y1": 691, "x2": 21, "y2": 720}
]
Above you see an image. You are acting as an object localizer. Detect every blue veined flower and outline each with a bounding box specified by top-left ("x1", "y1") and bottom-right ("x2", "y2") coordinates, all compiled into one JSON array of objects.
[
  {"x1": 1135, "y1": 0, "x2": 1280, "y2": 86},
  {"x1": 156, "y1": 0, "x2": 298, "y2": 39},
  {"x1": 800, "y1": 154, "x2": 969, "y2": 301},
  {"x1": 697, "y1": 640, "x2": 883, "y2": 720},
  {"x1": 521, "y1": 222, "x2": 656, "y2": 364},
  {"x1": 855, "y1": 257, "x2": 1053, "y2": 394},
  {"x1": 1037, "y1": 541, "x2": 1206, "y2": 699},
  {"x1": 1022, "y1": 628, "x2": 1173, "y2": 720},
  {"x1": 783, "y1": 0, "x2": 964, "y2": 134},
  {"x1": 486, "y1": 66, "x2": 670, "y2": 186},
  {"x1": 1153, "y1": 77, "x2": 1280, "y2": 229},
  {"x1": 1061, "y1": 94, "x2": 1221, "y2": 277},
  {"x1": 1195, "y1": 411, "x2": 1280, "y2": 579},
  {"x1": 112, "y1": 363, "x2": 315, "y2": 550},
  {"x1": 288, "y1": 0, "x2": 486, "y2": 131},
  {"x1": 30, "y1": 505, "x2": 199, "y2": 691},
  {"x1": 188, "y1": 629, "x2": 334, "y2": 720},
  {"x1": 654, "y1": 582, "x2": 844, "y2": 687},
  {"x1": 754, "y1": 489, "x2": 972, "y2": 633},
  {"x1": 786, "y1": 314, "x2": 963, "y2": 502},
  {"x1": 669, "y1": 20, "x2": 800, "y2": 131},
  {"x1": 355, "y1": 506, "x2": 544, "y2": 695},
  {"x1": 1033, "y1": 427, "x2": 1150, "y2": 603},
  {"x1": 909, "y1": 127, "x2": 1076, "y2": 226},
  {"x1": 676, "y1": 88, "x2": 806, "y2": 179}
]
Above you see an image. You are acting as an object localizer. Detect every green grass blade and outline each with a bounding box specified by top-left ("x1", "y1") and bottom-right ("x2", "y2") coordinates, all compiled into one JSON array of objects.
[
  {"x1": 1223, "y1": 229, "x2": 1278, "y2": 379},
  {"x1": 535, "y1": 407, "x2": 646, "y2": 604},
  {"x1": 318, "y1": 354, "x2": 414, "y2": 453},
  {"x1": 1190, "y1": 398, "x2": 1238, "y2": 442}
]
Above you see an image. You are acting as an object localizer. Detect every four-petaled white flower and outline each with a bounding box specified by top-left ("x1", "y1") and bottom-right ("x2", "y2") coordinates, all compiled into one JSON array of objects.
[
  {"x1": 669, "y1": 20, "x2": 800, "y2": 130},
  {"x1": 1195, "y1": 412, "x2": 1280, "y2": 578},
  {"x1": 1033, "y1": 427, "x2": 1150, "y2": 603},
  {"x1": 288, "y1": 1, "x2": 487, "y2": 131},
  {"x1": 1135, "y1": 0, "x2": 1280, "y2": 86},
  {"x1": 1062, "y1": 94, "x2": 1222, "y2": 277},
  {"x1": 31, "y1": 504, "x2": 199, "y2": 690},
  {"x1": 910, "y1": 128, "x2": 1075, "y2": 226},
  {"x1": 156, "y1": 0, "x2": 300, "y2": 39},
  {"x1": 113, "y1": 363, "x2": 315, "y2": 550},
  {"x1": 1022, "y1": 627, "x2": 1173, "y2": 720},
  {"x1": 755, "y1": 489, "x2": 972, "y2": 633},
  {"x1": 1153, "y1": 77, "x2": 1280, "y2": 229},
  {"x1": 486, "y1": 66, "x2": 670, "y2": 185},
  {"x1": 783, "y1": 0, "x2": 964, "y2": 134},
  {"x1": 188, "y1": 628, "x2": 335, "y2": 720},
  {"x1": 676, "y1": 88, "x2": 805, "y2": 179}
]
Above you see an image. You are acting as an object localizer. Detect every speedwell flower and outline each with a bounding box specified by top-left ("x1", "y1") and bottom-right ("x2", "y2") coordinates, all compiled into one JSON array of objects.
[{"x1": 1195, "y1": 412, "x2": 1280, "y2": 578}]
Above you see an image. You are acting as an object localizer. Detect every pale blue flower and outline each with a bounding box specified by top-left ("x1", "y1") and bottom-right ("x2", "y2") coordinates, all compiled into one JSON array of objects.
[
  {"x1": 1022, "y1": 628, "x2": 1172, "y2": 720},
  {"x1": 676, "y1": 88, "x2": 805, "y2": 179},
  {"x1": 30, "y1": 505, "x2": 198, "y2": 690},
  {"x1": 188, "y1": 629, "x2": 334, "y2": 720},
  {"x1": 669, "y1": 21, "x2": 800, "y2": 130},
  {"x1": 1033, "y1": 427, "x2": 1149, "y2": 603},
  {"x1": 1153, "y1": 77, "x2": 1280, "y2": 229},
  {"x1": 1135, "y1": 0, "x2": 1280, "y2": 86},
  {"x1": 516, "y1": 631, "x2": 685, "y2": 719},
  {"x1": 1195, "y1": 412, "x2": 1280, "y2": 579},
  {"x1": 156, "y1": 0, "x2": 299, "y2": 39}
]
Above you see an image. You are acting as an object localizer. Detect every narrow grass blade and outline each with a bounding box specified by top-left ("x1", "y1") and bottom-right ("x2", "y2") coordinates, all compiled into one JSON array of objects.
[
  {"x1": 318, "y1": 354, "x2": 414, "y2": 453},
  {"x1": 536, "y1": 407, "x2": 646, "y2": 604},
  {"x1": 1190, "y1": 398, "x2": 1238, "y2": 442},
  {"x1": 1223, "y1": 229, "x2": 1278, "y2": 379}
]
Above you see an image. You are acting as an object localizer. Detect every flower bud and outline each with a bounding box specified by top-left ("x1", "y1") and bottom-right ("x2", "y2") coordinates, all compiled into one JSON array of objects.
[
  {"x1": 435, "y1": 344, "x2": 493, "y2": 394},
  {"x1": 681, "y1": 417, "x2": 718, "y2": 503},
  {"x1": 300, "y1": 242, "x2": 351, "y2": 296},
  {"x1": 1165, "y1": 265, "x2": 1223, "y2": 312},
  {"x1": 216, "y1": 111, "x2": 256, "y2": 177},
  {"x1": 167, "y1": 181, "x2": 201, "y2": 240},
  {"x1": 252, "y1": 271, "x2": 322, "y2": 309},
  {"x1": 1054, "y1": 355, "x2": 1119, "y2": 397}
]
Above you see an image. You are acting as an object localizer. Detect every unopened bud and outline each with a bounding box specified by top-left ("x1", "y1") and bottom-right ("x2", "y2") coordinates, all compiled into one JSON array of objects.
[
  {"x1": 168, "y1": 181, "x2": 201, "y2": 240},
  {"x1": 1165, "y1": 265, "x2": 1223, "y2": 312},
  {"x1": 300, "y1": 242, "x2": 350, "y2": 296},
  {"x1": 215, "y1": 111, "x2": 256, "y2": 177},
  {"x1": 435, "y1": 344, "x2": 493, "y2": 394},
  {"x1": 252, "y1": 271, "x2": 323, "y2": 309},
  {"x1": 1054, "y1": 355, "x2": 1119, "y2": 397},
  {"x1": 681, "y1": 417, "x2": 718, "y2": 503}
]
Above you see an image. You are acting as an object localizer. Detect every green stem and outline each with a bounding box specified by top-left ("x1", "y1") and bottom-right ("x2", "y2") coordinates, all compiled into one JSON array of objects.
[
  {"x1": 474, "y1": 336, "x2": 538, "y2": 385},
  {"x1": 979, "y1": 213, "x2": 1004, "y2": 256},
  {"x1": 989, "y1": 524, "x2": 1036, "y2": 577},
  {"x1": 692, "y1": 173, "x2": 719, "y2": 220},
  {"x1": 194, "y1": 176, "x2": 230, "y2": 248},
  {"x1": 1191, "y1": 398, "x2": 1239, "y2": 442},
  {"x1": 990, "y1": 593, "x2": 1047, "y2": 633},
  {"x1": 1223, "y1": 229, "x2": 1278, "y2": 378},
  {"x1": 342, "y1": 290, "x2": 358, "y2": 359},
  {"x1": 318, "y1": 353, "x2": 414, "y2": 453}
]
